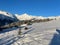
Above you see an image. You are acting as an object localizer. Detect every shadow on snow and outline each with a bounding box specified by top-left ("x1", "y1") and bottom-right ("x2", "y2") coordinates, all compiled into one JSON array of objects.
[{"x1": 49, "y1": 29, "x2": 60, "y2": 45}]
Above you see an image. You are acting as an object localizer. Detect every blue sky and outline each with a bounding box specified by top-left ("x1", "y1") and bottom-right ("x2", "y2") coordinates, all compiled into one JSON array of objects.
[{"x1": 0, "y1": 0, "x2": 60, "y2": 16}]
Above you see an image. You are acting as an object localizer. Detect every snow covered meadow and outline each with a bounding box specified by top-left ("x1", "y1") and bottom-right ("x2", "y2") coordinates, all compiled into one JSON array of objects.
[{"x1": 0, "y1": 19, "x2": 60, "y2": 45}]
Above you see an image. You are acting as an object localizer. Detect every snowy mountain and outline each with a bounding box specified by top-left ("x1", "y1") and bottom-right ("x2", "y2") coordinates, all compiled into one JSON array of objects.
[
  {"x1": 15, "y1": 13, "x2": 60, "y2": 20},
  {"x1": 56, "y1": 16, "x2": 60, "y2": 20},
  {"x1": 48, "y1": 16, "x2": 60, "y2": 20},
  {"x1": 0, "y1": 11, "x2": 14, "y2": 18},
  {"x1": 0, "y1": 11, "x2": 18, "y2": 26},
  {"x1": 48, "y1": 16, "x2": 56, "y2": 19},
  {"x1": 0, "y1": 10, "x2": 60, "y2": 21},
  {"x1": 15, "y1": 13, "x2": 47, "y2": 20},
  {"x1": 15, "y1": 13, "x2": 33, "y2": 20},
  {"x1": 0, "y1": 10, "x2": 60, "y2": 26}
]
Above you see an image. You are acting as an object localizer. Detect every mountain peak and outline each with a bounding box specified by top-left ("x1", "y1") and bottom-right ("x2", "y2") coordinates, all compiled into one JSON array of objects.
[
  {"x1": 15, "y1": 13, "x2": 33, "y2": 20},
  {"x1": 21, "y1": 13, "x2": 30, "y2": 16}
]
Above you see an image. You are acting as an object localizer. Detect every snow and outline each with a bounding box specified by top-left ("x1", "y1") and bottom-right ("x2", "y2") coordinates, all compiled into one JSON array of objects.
[
  {"x1": 0, "y1": 11, "x2": 14, "y2": 18},
  {"x1": 0, "y1": 10, "x2": 60, "y2": 21},
  {"x1": 15, "y1": 13, "x2": 33, "y2": 20},
  {"x1": 0, "y1": 19, "x2": 60, "y2": 45},
  {"x1": 21, "y1": 24, "x2": 27, "y2": 27},
  {"x1": 0, "y1": 27, "x2": 19, "y2": 45},
  {"x1": 15, "y1": 13, "x2": 48, "y2": 20},
  {"x1": 15, "y1": 13, "x2": 60, "y2": 20},
  {"x1": 1, "y1": 11, "x2": 60, "y2": 45}
]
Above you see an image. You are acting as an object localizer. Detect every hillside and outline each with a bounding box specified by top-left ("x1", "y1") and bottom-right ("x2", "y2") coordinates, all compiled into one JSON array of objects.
[
  {"x1": 0, "y1": 19, "x2": 60, "y2": 45},
  {"x1": 15, "y1": 13, "x2": 60, "y2": 20},
  {"x1": 0, "y1": 11, "x2": 18, "y2": 26}
]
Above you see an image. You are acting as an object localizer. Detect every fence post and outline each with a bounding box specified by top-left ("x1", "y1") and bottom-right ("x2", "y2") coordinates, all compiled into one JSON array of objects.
[{"x1": 18, "y1": 27, "x2": 22, "y2": 35}]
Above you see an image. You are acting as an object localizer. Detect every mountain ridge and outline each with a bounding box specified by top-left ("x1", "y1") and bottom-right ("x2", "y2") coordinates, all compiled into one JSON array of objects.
[
  {"x1": 15, "y1": 13, "x2": 60, "y2": 20},
  {"x1": 0, "y1": 10, "x2": 60, "y2": 20}
]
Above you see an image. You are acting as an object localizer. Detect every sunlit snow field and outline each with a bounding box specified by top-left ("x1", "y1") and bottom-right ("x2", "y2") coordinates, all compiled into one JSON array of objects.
[{"x1": 0, "y1": 19, "x2": 60, "y2": 45}]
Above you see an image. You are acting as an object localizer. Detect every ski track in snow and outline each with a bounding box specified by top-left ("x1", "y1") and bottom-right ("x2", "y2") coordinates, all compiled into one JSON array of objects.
[{"x1": 0, "y1": 20, "x2": 60, "y2": 45}]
